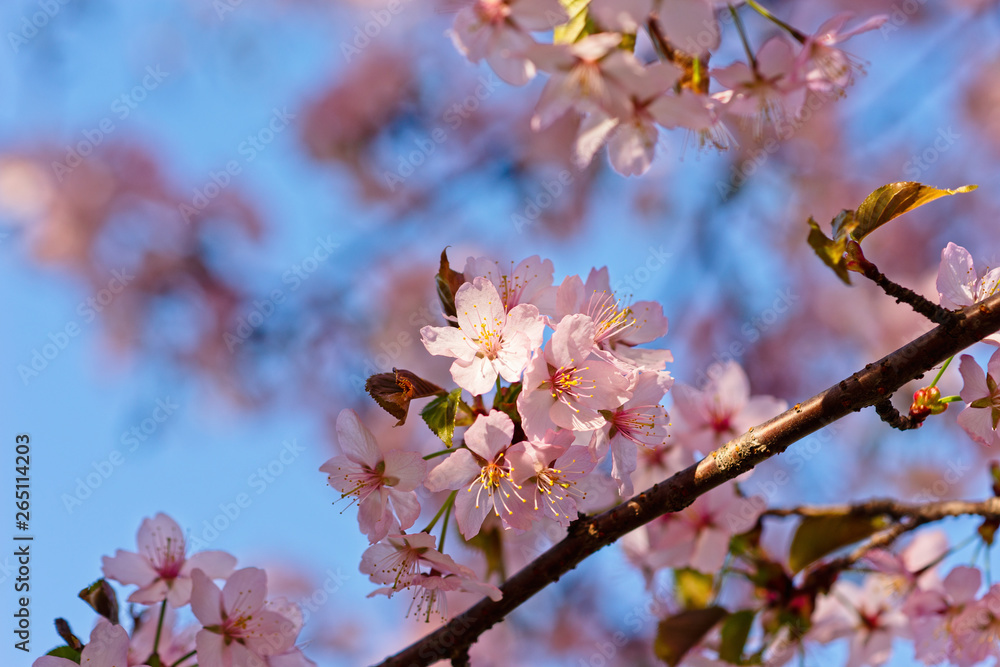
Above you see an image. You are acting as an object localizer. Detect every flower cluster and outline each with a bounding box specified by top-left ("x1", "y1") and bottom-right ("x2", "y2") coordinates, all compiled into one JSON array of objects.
[
  {"x1": 328, "y1": 253, "x2": 793, "y2": 618},
  {"x1": 809, "y1": 533, "x2": 1000, "y2": 667},
  {"x1": 448, "y1": 1, "x2": 887, "y2": 175},
  {"x1": 36, "y1": 513, "x2": 314, "y2": 667}
]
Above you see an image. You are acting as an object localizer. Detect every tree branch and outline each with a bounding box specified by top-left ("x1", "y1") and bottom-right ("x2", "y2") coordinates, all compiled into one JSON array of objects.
[
  {"x1": 374, "y1": 292, "x2": 1000, "y2": 667},
  {"x1": 764, "y1": 497, "x2": 1000, "y2": 522}
]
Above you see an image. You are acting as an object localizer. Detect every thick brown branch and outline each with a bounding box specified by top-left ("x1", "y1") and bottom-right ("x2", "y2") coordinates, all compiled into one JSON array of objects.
[{"x1": 374, "y1": 293, "x2": 1000, "y2": 667}]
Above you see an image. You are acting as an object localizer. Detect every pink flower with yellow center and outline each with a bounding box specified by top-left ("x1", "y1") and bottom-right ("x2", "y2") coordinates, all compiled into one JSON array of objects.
[
  {"x1": 424, "y1": 410, "x2": 530, "y2": 538},
  {"x1": 421, "y1": 277, "x2": 544, "y2": 396},
  {"x1": 320, "y1": 408, "x2": 426, "y2": 543},
  {"x1": 191, "y1": 567, "x2": 314, "y2": 667},
  {"x1": 102, "y1": 513, "x2": 236, "y2": 607},
  {"x1": 517, "y1": 314, "x2": 632, "y2": 438}
]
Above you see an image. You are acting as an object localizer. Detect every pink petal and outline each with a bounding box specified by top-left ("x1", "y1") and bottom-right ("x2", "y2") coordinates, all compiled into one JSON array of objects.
[
  {"x1": 243, "y1": 610, "x2": 297, "y2": 655},
  {"x1": 548, "y1": 314, "x2": 598, "y2": 366},
  {"x1": 102, "y1": 549, "x2": 157, "y2": 587},
  {"x1": 165, "y1": 577, "x2": 193, "y2": 607},
  {"x1": 381, "y1": 450, "x2": 427, "y2": 491},
  {"x1": 608, "y1": 119, "x2": 657, "y2": 177},
  {"x1": 80, "y1": 620, "x2": 130, "y2": 667},
  {"x1": 957, "y1": 405, "x2": 1000, "y2": 447},
  {"x1": 610, "y1": 434, "x2": 638, "y2": 496},
  {"x1": 454, "y1": 483, "x2": 494, "y2": 539},
  {"x1": 511, "y1": 0, "x2": 568, "y2": 30},
  {"x1": 657, "y1": 0, "x2": 719, "y2": 52},
  {"x1": 190, "y1": 569, "x2": 224, "y2": 626},
  {"x1": 575, "y1": 112, "x2": 619, "y2": 168},
  {"x1": 505, "y1": 303, "x2": 545, "y2": 349},
  {"x1": 223, "y1": 567, "x2": 267, "y2": 619},
  {"x1": 958, "y1": 354, "x2": 990, "y2": 404},
  {"x1": 987, "y1": 347, "x2": 1000, "y2": 381},
  {"x1": 617, "y1": 300, "x2": 669, "y2": 345},
  {"x1": 358, "y1": 490, "x2": 390, "y2": 542},
  {"x1": 421, "y1": 325, "x2": 476, "y2": 361},
  {"x1": 424, "y1": 449, "x2": 480, "y2": 492},
  {"x1": 195, "y1": 629, "x2": 226, "y2": 667},
  {"x1": 451, "y1": 354, "x2": 499, "y2": 396},
  {"x1": 182, "y1": 549, "x2": 237, "y2": 579},
  {"x1": 335, "y1": 409, "x2": 382, "y2": 468},
  {"x1": 128, "y1": 580, "x2": 169, "y2": 605},
  {"x1": 486, "y1": 31, "x2": 537, "y2": 86},
  {"x1": 387, "y1": 488, "x2": 421, "y2": 531},
  {"x1": 937, "y1": 242, "x2": 976, "y2": 309},
  {"x1": 464, "y1": 410, "x2": 515, "y2": 460},
  {"x1": 943, "y1": 566, "x2": 981, "y2": 604},
  {"x1": 690, "y1": 527, "x2": 731, "y2": 572}
]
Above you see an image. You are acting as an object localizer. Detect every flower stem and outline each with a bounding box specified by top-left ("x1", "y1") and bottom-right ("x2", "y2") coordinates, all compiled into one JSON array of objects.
[
  {"x1": 423, "y1": 448, "x2": 455, "y2": 460},
  {"x1": 171, "y1": 650, "x2": 198, "y2": 667},
  {"x1": 149, "y1": 599, "x2": 167, "y2": 665},
  {"x1": 439, "y1": 501, "x2": 453, "y2": 552},
  {"x1": 930, "y1": 356, "x2": 954, "y2": 387},
  {"x1": 745, "y1": 0, "x2": 807, "y2": 42},
  {"x1": 729, "y1": 4, "x2": 757, "y2": 72},
  {"x1": 422, "y1": 490, "x2": 457, "y2": 533}
]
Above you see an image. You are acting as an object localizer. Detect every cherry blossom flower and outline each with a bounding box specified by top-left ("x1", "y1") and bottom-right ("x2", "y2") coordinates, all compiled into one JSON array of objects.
[
  {"x1": 863, "y1": 529, "x2": 948, "y2": 594},
  {"x1": 450, "y1": 0, "x2": 569, "y2": 86},
  {"x1": 671, "y1": 360, "x2": 786, "y2": 454},
  {"x1": 641, "y1": 483, "x2": 761, "y2": 573},
  {"x1": 571, "y1": 62, "x2": 685, "y2": 176},
  {"x1": 529, "y1": 33, "x2": 660, "y2": 130},
  {"x1": 589, "y1": 0, "x2": 719, "y2": 53},
  {"x1": 320, "y1": 408, "x2": 426, "y2": 543},
  {"x1": 793, "y1": 13, "x2": 888, "y2": 95},
  {"x1": 508, "y1": 430, "x2": 596, "y2": 526},
  {"x1": 956, "y1": 349, "x2": 1000, "y2": 447},
  {"x1": 937, "y1": 242, "x2": 1000, "y2": 345},
  {"x1": 35, "y1": 619, "x2": 150, "y2": 667},
  {"x1": 654, "y1": 90, "x2": 736, "y2": 151},
  {"x1": 517, "y1": 314, "x2": 633, "y2": 437},
  {"x1": 903, "y1": 566, "x2": 983, "y2": 666},
  {"x1": 362, "y1": 532, "x2": 502, "y2": 619},
  {"x1": 191, "y1": 567, "x2": 314, "y2": 667},
  {"x1": 811, "y1": 575, "x2": 909, "y2": 667},
  {"x1": 553, "y1": 268, "x2": 671, "y2": 370},
  {"x1": 948, "y1": 582, "x2": 1000, "y2": 666},
  {"x1": 590, "y1": 370, "x2": 673, "y2": 496},
  {"x1": 424, "y1": 410, "x2": 530, "y2": 537},
  {"x1": 712, "y1": 36, "x2": 806, "y2": 137},
  {"x1": 102, "y1": 513, "x2": 236, "y2": 607},
  {"x1": 462, "y1": 254, "x2": 555, "y2": 312},
  {"x1": 421, "y1": 276, "x2": 545, "y2": 396}
]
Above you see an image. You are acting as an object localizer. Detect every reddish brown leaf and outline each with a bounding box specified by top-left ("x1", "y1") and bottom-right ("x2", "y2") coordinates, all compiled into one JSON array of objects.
[{"x1": 365, "y1": 369, "x2": 444, "y2": 426}]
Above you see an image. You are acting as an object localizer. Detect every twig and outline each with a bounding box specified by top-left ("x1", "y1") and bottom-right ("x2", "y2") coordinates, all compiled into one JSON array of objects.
[{"x1": 874, "y1": 398, "x2": 926, "y2": 430}]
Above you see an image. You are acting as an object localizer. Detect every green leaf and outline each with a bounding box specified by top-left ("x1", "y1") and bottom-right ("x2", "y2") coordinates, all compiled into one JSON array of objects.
[
  {"x1": 719, "y1": 610, "x2": 755, "y2": 663},
  {"x1": 852, "y1": 182, "x2": 977, "y2": 242},
  {"x1": 674, "y1": 568, "x2": 714, "y2": 609},
  {"x1": 553, "y1": 0, "x2": 593, "y2": 44},
  {"x1": 788, "y1": 515, "x2": 887, "y2": 573},
  {"x1": 653, "y1": 606, "x2": 728, "y2": 666},
  {"x1": 806, "y1": 217, "x2": 851, "y2": 285},
  {"x1": 420, "y1": 388, "x2": 463, "y2": 446},
  {"x1": 46, "y1": 646, "x2": 82, "y2": 663}
]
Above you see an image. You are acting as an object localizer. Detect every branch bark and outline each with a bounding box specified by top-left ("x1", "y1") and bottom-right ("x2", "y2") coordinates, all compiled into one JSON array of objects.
[{"x1": 374, "y1": 292, "x2": 1000, "y2": 667}]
